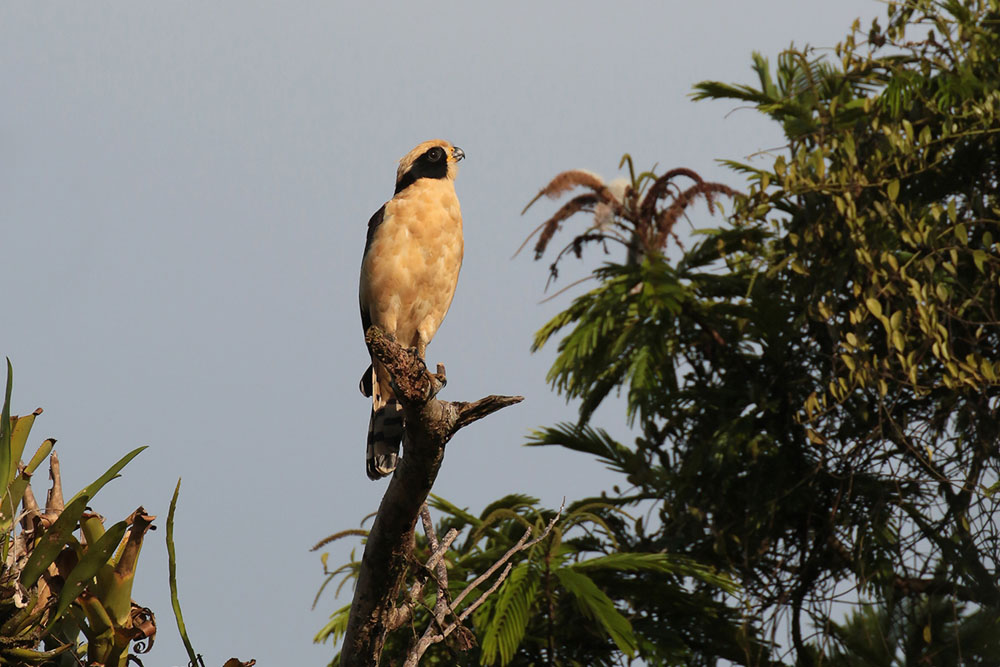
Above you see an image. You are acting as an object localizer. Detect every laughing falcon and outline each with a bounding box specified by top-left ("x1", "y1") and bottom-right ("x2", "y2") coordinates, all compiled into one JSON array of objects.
[{"x1": 359, "y1": 140, "x2": 465, "y2": 480}]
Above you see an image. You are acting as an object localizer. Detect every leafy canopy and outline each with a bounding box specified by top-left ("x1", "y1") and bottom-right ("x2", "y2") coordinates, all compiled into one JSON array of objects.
[{"x1": 531, "y1": 0, "x2": 1000, "y2": 664}]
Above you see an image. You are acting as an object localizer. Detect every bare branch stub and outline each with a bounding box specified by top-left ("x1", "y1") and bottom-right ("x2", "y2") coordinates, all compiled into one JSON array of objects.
[{"x1": 341, "y1": 327, "x2": 523, "y2": 667}]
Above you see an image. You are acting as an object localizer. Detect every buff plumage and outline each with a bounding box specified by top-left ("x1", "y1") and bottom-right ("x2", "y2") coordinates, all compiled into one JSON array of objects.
[{"x1": 358, "y1": 140, "x2": 465, "y2": 479}]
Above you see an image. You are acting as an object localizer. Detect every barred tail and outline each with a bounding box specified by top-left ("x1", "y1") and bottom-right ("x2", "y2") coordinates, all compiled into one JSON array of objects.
[
  {"x1": 366, "y1": 400, "x2": 404, "y2": 479},
  {"x1": 366, "y1": 368, "x2": 404, "y2": 480}
]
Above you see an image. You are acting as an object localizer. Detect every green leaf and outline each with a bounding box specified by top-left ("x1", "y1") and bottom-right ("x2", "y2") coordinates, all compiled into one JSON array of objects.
[
  {"x1": 0, "y1": 644, "x2": 73, "y2": 664},
  {"x1": 480, "y1": 562, "x2": 539, "y2": 666},
  {"x1": 427, "y1": 494, "x2": 482, "y2": 528},
  {"x1": 887, "y1": 179, "x2": 900, "y2": 202},
  {"x1": 22, "y1": 447, "x2": 146, "y2": 587},
  {"x1": 6, "y1": 409, "x2": 39, "y2": 487},
  {"x1": 479, "y1": 494, "x2": 542, "y2": 521},
  {"x1": 48, "y1": 520, "x2": 129, "y2": 628},
  {"x1": 314, "y1": 604, "x2": 351, "y2": 646},
  {"x1": 19, "y1": 496, "x2": 89, "y2": 587},
  {"x1": 973, "y1": 249, "x2": 987, "y2": 272},
  {"x1": 67, "y1": 445, "x2": 147, "y2": 507},
  {"x1": 527, "y1": 424, "x2": 633, "y2": 475},
  {"x1": 168, "y1": 478, "x2": 199, "y2": 665},
  {"x1": 572, "y1": 552, "x2": 737, "y2": 593},
  {"x1": 865, "y1": 298, "x2": 883, "y2": 319},
  {"x1": 555, "y1": 568, "x2": 637, "y2": 658},
  {"x1": 1, "y1": 359, "x2": 12, "y2": 498},
  {"x1": 1, "y1": 439, "x2": 56, "y2": 534}
]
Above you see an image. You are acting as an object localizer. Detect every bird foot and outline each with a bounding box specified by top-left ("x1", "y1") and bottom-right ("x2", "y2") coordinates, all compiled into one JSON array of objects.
[
  {"x1": 409, "y1": 351, "x2": 427, "y2": 375},
  {"x1": 423, "y1": 363, "x2": 447, "y2": 400}
]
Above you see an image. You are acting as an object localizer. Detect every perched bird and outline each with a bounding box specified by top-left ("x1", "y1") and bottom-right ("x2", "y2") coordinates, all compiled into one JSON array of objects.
[{"x1": 358, "y1": 139, "x2": 465, "y2": 480}]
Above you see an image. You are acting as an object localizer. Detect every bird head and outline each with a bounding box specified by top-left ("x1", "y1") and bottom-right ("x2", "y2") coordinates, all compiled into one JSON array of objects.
[{"x1": 394, "y1": 139, "x2": 465, "y2": 194}]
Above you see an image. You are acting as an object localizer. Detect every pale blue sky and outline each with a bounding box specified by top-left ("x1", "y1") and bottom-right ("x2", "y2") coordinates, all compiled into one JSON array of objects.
[{"x1": 2, "y1": 2, "x2": 881, "y2": 664}]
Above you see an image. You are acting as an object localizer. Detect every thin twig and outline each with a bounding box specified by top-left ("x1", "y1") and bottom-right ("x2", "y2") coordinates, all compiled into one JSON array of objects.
[
  {"x1": 421, "y1": 505, "x2": 452, "y2": 612},
  {"x1": 454, "y1": 504, "x2": 562, "y2": 610},
  {"x1": 454, "y1": 562, "x2": 514, "y2": 624},
  {"x1": 538, "y1": 275, "x2": 596, "y2": 304},
  {"x1": 402, "y1": 503, "x2": 565, "y2": 666},
  {"x1": 426, "y1": 529, "x2": 459, "y2": 572}
]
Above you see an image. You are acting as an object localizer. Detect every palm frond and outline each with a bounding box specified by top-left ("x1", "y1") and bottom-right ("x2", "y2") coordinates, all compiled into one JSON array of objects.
[
  {"x1": 554, "y1": 568, "x2": 638, "y2": 658},
  {"x1": 478, "y1": 562, "x2": 540, "y2": 666}
]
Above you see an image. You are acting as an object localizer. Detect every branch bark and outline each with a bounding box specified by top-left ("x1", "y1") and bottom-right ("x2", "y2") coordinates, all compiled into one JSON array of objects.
[{"x1": 341, "y1": 327, "x2": 523, "y2": 667}]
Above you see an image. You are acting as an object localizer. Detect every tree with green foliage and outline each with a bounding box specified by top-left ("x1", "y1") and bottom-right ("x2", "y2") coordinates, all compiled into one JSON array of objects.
[
  {"x1": 317, "y1": 493, "x2": 743, "y2": 666},
  {"x1": 529, "y1": 0, "x2": 999, "y2": 663},
  {"x1": 320, "y1": 1, "x2": 1000, "y2": 664}
]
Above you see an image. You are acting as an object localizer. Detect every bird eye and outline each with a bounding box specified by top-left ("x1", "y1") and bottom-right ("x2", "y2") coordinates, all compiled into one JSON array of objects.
[{"x1": 426, "y1": 147, "x2": 444, "y2": 162}]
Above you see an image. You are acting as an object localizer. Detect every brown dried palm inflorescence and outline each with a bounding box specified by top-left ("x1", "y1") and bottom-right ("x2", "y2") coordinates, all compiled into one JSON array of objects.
[
  {"x1": 519, "y1": 158, "x2": 738, "y2": 285},
  {"x1": 517, "y1": 169, "x2": 627, "y2": 262},
  {"x1": 653, "y1": 180, "x2": 737, "y2": 248}
]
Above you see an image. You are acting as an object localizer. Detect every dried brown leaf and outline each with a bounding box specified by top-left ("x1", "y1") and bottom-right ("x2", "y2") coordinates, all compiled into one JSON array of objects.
[
  {"x1": 114, "y1": 507, "x2": 156, "y2": 580},
  {"x1": 311, "y1": 529, "x2": 369, "y2": 552},
  {"x1": 639, "y1": 168, "x2": 704, "y2": 220},
  {"x1": 655, "y1": 182, "x2": 738, "y2": 247},
  {"x1": 533, "y1": 194, "x2": 599, "y2": 259},
  {"x1": 521, "y1": 170, "x2": 607, "y2": 215},
  {"x1": 130, "y1": 604, "x2": 157, "y2": 654},
  {"x1": 43, "y1": 450, "x2": 64, "y2": 524}
]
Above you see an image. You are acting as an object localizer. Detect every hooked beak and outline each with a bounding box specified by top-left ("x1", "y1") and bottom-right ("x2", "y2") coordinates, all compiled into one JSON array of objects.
[{"x1": 451, "y1": 146, "x2": 465, "y2": 162}]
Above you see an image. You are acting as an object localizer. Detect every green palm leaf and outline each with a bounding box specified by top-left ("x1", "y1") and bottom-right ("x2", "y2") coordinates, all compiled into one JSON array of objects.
[
  {"x1": 479, "y1": 561, "x2": 539, "y2": 666},
  {"x1": 555, "y1": 568, "x2": 637, "y2": 658}
]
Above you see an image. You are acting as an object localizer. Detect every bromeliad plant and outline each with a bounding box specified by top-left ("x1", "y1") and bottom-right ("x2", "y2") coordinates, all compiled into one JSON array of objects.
[{"x1": 0, "y1": 360, "x2": 156, "y2": 666}]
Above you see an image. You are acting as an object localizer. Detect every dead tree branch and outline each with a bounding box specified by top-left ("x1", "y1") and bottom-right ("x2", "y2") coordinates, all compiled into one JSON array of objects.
[{"x1": 340, "y1": 327, "x2": 523, "y2": 667}]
